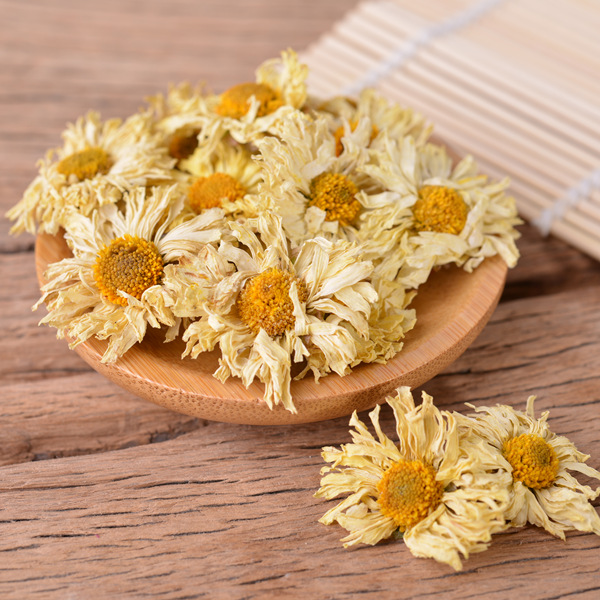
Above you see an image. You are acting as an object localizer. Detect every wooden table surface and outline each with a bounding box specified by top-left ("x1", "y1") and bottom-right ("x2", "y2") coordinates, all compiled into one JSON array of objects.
[{"x1": 1, "y1": 1, "x2": 599, "y2": 598}]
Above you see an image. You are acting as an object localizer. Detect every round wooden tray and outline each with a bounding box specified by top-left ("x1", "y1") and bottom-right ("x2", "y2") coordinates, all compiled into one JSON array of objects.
[{"x1": 35, "y1": 232, "x2": 507, "y2": 425}]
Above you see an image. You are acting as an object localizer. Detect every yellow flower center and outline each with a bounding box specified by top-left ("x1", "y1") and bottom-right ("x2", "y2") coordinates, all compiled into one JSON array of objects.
[
  {"x1": 503, "y1": 433, "x2": 559, "y2": 490},
  {"x1": 93, "y1": 235, "x2": 164, "y2": 306},
  {"x1": 216, "y1": 82, "x2": 283, "y2": 119},
  {"x1": 236, "y1": 267, "x2": 308, "y2": 337},
  {"x1": 377, "y1": 459, "x2": 444, "y2": 532},
  {"x1": 308, "y1": 172, "x2": 361, "y2": 226},
  {"x1": 333, "y1": 120, "x2": 379, "y2": 156},
  {"x1": 188, "y1": 172, "x2": 247, "y2": 212},
  {"x1": 413, "y1": 185, "x2": 468, "y2": 235},
  {"x1": 168, "y1": 129, "x2": 199, "y2": 161},
  {"x1": 56, "y1": 147, "x2": 112, "y2": 181}
]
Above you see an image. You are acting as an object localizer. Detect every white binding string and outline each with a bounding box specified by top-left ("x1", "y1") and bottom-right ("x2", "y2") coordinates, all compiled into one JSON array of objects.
[
  {"x1": 342, "y1": 0, "x2": 506, "y2": 95},
  {"x1": 533, "y1": 168, "x2": 600, "y2": 236}
]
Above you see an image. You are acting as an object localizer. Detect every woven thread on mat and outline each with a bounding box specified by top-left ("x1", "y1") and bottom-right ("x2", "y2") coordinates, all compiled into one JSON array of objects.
[
  {"x1": 533, "y1": 169, "x2": 600, "y2": 236},
  {"x1": 342, "y1": 0, "x2": 505, "y2": 95}
]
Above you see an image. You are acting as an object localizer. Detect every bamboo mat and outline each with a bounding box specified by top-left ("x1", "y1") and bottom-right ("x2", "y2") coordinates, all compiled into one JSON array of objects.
[{"x1": 302, "y1": 0, "x2": 600, "y2": 261}]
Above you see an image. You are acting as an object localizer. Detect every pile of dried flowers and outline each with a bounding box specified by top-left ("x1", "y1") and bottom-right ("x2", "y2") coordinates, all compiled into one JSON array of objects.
[
  {"x1": 7, "y1": 50, "x2": 521, "y2": 413},
  {"x1": 316, "y1": 387, "x2": 600, "y2": 570}
]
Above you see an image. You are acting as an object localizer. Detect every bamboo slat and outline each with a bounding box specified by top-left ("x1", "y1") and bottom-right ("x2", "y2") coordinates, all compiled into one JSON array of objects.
[{"x1": 302, "y1": 0, "x2": 600, "y2": 260}]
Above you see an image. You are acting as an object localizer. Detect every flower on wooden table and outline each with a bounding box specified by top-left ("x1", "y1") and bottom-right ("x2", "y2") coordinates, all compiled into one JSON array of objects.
[
  {"x1": 315, "y1": 387, "x2": 510, "y2": 570},
  {"x1": 457, "y1": 396, "x2": 600, "y2": 539}
]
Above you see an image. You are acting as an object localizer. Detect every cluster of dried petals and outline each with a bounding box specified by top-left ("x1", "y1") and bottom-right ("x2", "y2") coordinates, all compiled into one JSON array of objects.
[
  {"x1": 317, "y1": 389, "x2": 600, "y2": 570},
  {"x1": 7, "y1": 49, "x2": 522, "y2": 414}
]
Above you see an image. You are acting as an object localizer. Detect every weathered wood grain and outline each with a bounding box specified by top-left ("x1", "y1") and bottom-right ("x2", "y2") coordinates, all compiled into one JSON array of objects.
[
  {"x1": 425, "y1": 287, "x2": 600, "y2": 442},
  {"x1": 0, "y1": 375, "x2": 202, "y2": 465},
  {"x1": 504, "y1": 224, "x2": 600, "y2": 301},
  {"x1": 1, "y1": 269, "x2": 598, "y2": 598},
  {"x1": 0, "y1": 252, "x2": 91, "y2": 383},
  {"x1": 0, "y1": 405, "x2": 598, "y2": 600}
]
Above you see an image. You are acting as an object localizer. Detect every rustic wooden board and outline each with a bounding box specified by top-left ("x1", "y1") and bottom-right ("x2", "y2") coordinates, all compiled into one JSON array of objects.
[
  {"x1": 1, "y1": 1, "x2": 600, "y2": 598},
  {"x1": 1, "y1": 289, "x2": 599, "y2": 599},
  {"x1": 1, "y1": 262, "x2": 599, "y2": 598}
]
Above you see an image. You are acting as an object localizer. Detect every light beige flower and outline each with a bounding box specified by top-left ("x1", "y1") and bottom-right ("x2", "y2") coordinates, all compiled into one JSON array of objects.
[
  {"x1": 352, "y1": 277, "x2": 417, "y2": 365},
  {"x1": 311, "y1": 87, "x2": 432, "y2": 157},
  {"x1": 256, "y1": 112, "x2": 407, "y2": 252},
  {"x1": 457, "y1": 396, "x2": 600, "y2": 539},
  {"x1": 256, "y1": 114, "x2": 422, "y2": 330},
  {"x1": 193, "y1": 48, "x2": 309, "y2": 152},
  {"x1": 216, "y1": 48, "x2": 307, "y2": 119},
  {"x1": 6, "y1": 111, "x2": 177, "y2": 236},
  {"x1": 35, "y1": 185, "x2": 224, "y2": 363},
  {"x1": 170, "y1": 212, "x2": 381, "y2": 413},
  {"x1": 176, "y1": 139, "x2": 264, "y2": 221},
  {"x1": 364, "y1": 137, "x2": 522, "y2": 289},
  {"x1": 146, "y1": 81, "x2": 215, "y2": 148},
  {"x1": 316, "y1": 387, "x2": 510, "y2": 570}
]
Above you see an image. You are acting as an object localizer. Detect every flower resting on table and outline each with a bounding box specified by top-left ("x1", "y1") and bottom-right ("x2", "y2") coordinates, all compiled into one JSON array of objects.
[
  {"x1": 457, "y1": 396, "x2": 600, "y2": 539},
  {"x1": 167, "y1": 212, "x2": 412, "y2": 414},
  {"x1": 315, "y1": 387, "x2": 510, "y2": 570},
  {"x1": 34, "y1": 185, "x2": 224, "y2": 364},
  {"x1": 6, "y1": 110, "x2": 176, "y2": 236}
]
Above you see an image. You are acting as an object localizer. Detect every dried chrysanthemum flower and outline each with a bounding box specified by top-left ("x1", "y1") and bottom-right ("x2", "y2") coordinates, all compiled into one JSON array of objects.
[
  {"x1": 6, "y1": 111, "x2": 177, "y2": 236},
  {"x1": 217, "y1": 82, "x2": 283, "y2": 120},
  {"x1": 457, "y1": 396, "x2": 600, "y2": 540},
  {"x1": 350, "y1": 276, "x2": 417, "y2": 366},
  {"x1": 257, "y1": 112, "x2": 408, "y2": 254},
  {"x1": 145, "y1": 81, "x2": 222, "y2": 173},
  {"x1": 257, "y1": 115, "x2": 426, "y2": 325},
  {"x1": 312, "y1": 87, "x2": 432, "y2": 157},
  {"x1": 147, "y1": 81, "x2": 212, "y2": 135},
  {"x1": 316, "y1": 387, "x2": 509, "y2": 570},
  {"x1": 197, "y1": 48, "x2": 309, "y2": 150},
  {"x1": 216, "y1": 48, "x2": 307, "y2": 120},
  {"x1": 169, "y1": 212, "x2": 387, "y2": 413},
  {"x1": 177, "y1": 140, "x2": 263, "y2": 220},
  {"x1": 35, "y1": 185, "x2": 224, "y2": 364},
  {"x1": 363, "y1": 137, "x2": 521, "y2": 289}
]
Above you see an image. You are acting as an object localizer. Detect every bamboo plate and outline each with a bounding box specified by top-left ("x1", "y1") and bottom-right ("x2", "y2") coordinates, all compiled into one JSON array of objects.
[{"x1": 35, "y1": 232, "x2": 507, "y2": 425}]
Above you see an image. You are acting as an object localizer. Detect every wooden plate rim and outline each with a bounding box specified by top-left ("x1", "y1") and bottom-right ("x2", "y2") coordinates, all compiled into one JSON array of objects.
[{"x1": 35, "y1": 232, "x2": 507, "y2": 425}]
